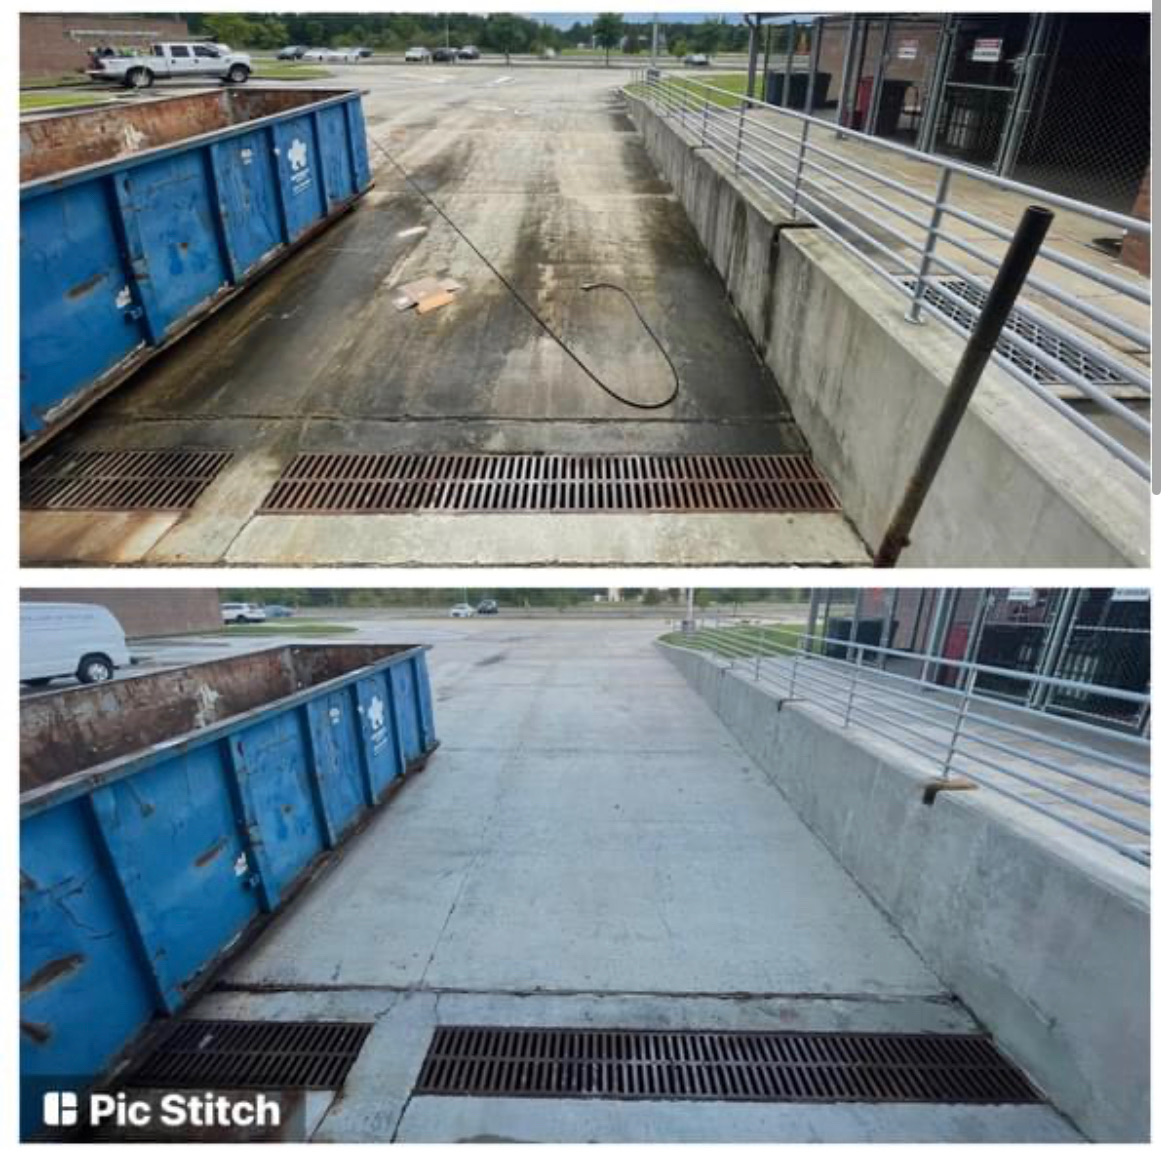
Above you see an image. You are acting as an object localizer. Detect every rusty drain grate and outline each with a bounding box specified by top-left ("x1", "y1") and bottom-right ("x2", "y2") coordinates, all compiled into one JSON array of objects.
[
  {"x1": 259, "y1": 453, "x2": 840, "y2": 514},
  {"x1": 414, "y1": 1026, "x2": 1041, "y2": 1104},
  {"x1": 125, "y1": 1020, "x2": 372, "y2": 1090},
  {"x1": 21, "y1": 449, "x2": 234, "y2": 512}
]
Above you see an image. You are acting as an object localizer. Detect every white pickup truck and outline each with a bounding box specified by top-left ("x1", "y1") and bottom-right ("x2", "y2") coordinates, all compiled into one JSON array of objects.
[{"x1": 88, "y1": 42, "x2": 252, "y2": 88}]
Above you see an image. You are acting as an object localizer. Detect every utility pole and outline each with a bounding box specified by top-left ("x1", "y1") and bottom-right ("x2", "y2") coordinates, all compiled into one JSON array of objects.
[
  {"x1": 684, "y1": 587, "x2": 696, "y2": 634},
  {"x1": 445, "y1": 17, "x2": 449, "y2": 49},
  {"x1": 651, "y1": 14, "x2": 659, "y2": 65}
]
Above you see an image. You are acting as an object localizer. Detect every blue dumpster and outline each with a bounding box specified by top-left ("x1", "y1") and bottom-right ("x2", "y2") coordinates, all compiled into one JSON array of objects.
[
  {"x1": 20, "y1": 88, "x2": 372, "y2": 456},
  {"x1": 20, "y1": 643, "x2": 436, "y2": 1134}
]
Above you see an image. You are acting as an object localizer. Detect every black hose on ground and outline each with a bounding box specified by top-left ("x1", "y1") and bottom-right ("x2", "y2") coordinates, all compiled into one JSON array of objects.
[{"x1": 366, "y1": 132, "x2": 681, "y2": 411}]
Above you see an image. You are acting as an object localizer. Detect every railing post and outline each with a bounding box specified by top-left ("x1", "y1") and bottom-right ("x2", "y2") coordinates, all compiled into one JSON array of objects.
[
  {"x1": 734, "y1": 100, "x2": 746, "y2": 174},
  {"x1": 843, "y1": 655, "x2": 860, "y2": 727},
  {"x1": 702, "y1": 98, "x2": 710, "y2": 147},
  {"x1": 942, "y1": 665, "x2": 978, "y2": 780},
  {"x1": 789, "y1": 648, "x2": 799, "y2": 698},
  {"x1": 755, "y1": 624, "x2": 764, "y2": 681},
  {"x1": 790, "y1": 119, "x2": 810, "y2": 217},
  {"x1": 905, "y1": 167, "x2": 952, "y2": 324}
]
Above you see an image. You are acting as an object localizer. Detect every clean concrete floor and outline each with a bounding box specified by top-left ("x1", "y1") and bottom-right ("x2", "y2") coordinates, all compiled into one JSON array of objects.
[
  {"x1": 21, "y1": 65, "x2": 866, "y2": 566},
  {"x1": 189, "y1": 618, "x2": 1078, "y2": 1142}
]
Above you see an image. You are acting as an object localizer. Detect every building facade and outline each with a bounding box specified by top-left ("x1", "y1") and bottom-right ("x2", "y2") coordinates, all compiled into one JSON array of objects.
[
  {"x1": 20, "y1": 588, "x2": 222, "y2": 638},
  {"x1": 21, "y1": 12, "x2": 191, "y2": 80}
]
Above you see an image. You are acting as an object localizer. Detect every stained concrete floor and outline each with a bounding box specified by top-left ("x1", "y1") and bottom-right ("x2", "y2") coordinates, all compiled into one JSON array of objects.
[
  {"x1": 21, "y1": 66, "x2": 867, "y2": 566},
  {"x1": 188, "y1": 617, "x2": 1079, "y2": 1142}
]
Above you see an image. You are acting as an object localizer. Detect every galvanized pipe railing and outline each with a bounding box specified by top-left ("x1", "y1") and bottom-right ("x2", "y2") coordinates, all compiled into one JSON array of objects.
[
  {"x1": 630, "y1": 72, "x2": 1152, "y2": 479},
  {"x1": 672, "y1": 624, "x2": 1150, "y2": 865}
]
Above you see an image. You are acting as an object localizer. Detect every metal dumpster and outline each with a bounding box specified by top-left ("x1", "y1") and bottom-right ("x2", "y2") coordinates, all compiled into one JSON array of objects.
[
  {"x1": 20, "y1": 88, "x2": 373, "y2": 456},
  {"x1": 20, "y1": 643, "x2": 436, "y2": 1132}
]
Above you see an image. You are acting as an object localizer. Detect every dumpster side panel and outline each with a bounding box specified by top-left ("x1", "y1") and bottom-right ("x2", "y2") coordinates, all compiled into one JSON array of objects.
[
  {"x1": 318, "y1": 103, "x2": 357, "y2": 204},
  {"x1": 210, "y1": 130, "x2": 285, "y2": 275},
  {"x1": 346, "y1": 98, "x2": 372, "y2": 189},
  {"x1": 306, "y1": 689, "x2": 369, "y2": 838},
  {"x1": 119, "y1": 152, "x2": 231, "y2": 335},
  {"x1": 232, "y1": 712, "x2": 327, "y2": 899},
  {"x1": 19, "y1": 180, "x2": 144, "y2": 438},
  {"x1": 413, "y1": 652, "x2": 437, "y2": 751},
  {"x1": 354, "y1": 672, "x2": 405, "y2": 798},
  {"x1": 271, "y1": 114, "x2": 328, "y2": 238},
  {"x1": 20, "y1": 802, "x2": 158, "y2": 1089},
  {"x1": 391, "y1": 659, "x2": 423, "y2": 762},
  {"x1": 89, "y1": 746, "x2": 261, "y2": 1010}
]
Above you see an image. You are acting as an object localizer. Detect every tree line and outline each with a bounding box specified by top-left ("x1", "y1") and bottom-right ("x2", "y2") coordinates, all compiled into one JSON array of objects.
[{"x1": 185, "y1": 12, "x2": 752, "y2": 57}]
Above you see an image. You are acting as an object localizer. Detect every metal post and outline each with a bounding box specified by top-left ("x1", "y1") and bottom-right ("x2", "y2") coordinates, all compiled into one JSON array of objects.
[
  {"x1": 701, "y1": 98, "x2": 709, "y2": 146},
  {"x1": 781, "y1": 22, "x2": 796, "y2": 107},
  {"x1": 755, "y1": 624, "x2": 764, "y2": 680},
  {"x1": 942, "y1": 664, "x2": 978, "y2": 780},
  {"x1": 864, "y1": 16, "x2": 893, "y2": 136},
  {"x1": 805, "y1": 17, "x2": 823, "y2": 115},
  {"x1": 836, "y1": 14, "x2": 860, "y2": 135},
  {"x1": 791, "y1": 120, "x2": 810, "y2": 215},
  {"x1": 844, "y1": 649, "x2": 862, "y2": 727},
  {"x1": 905, "y1": 167, "x2": 952, "y2": 323},
  {"x1": 805, "y1": 590, "x2": 820, "y2": 647},
  {"x1": 874, "y1": 205, "x2": 1054, "y2": 567},
  {"x1": 734, "y1": 100, "x2": 746, "y2": 173},
  {"x1": 745, "y1": 15, "x2": 760, "y2": 108},
  {"x1": 916, "y1": 14, "x2": 954, "y2": 154},
  {"x1": 789, "y1": 647, "x2": 800, "y2": 698},
  {"x1": 761, "y1": 22, "x2": 773, "y2": 100},
  {"x1": 996, "y1": 12, "x2": 1050, "y2": 177}
]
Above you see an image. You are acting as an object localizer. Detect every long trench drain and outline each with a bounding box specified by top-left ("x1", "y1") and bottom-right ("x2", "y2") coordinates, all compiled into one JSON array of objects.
[
  {"x1": 125, "y1": 1020, "x2": 372, "y2": 1090},
  {"x1": 414, "y1": 1026, "x2": 1042, "y2": 1104},
  {"x1": 21, "y1": 449, "x2": 234, "y2": 511},
  {"x1": 259, "y1": 453, "x2": 840, "y2": 514}
]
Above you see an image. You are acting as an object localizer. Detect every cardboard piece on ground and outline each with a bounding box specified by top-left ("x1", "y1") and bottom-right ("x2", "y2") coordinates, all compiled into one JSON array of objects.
[
  {"x1": 397, "y1": 276, "x2": 447, "y2": 303},
  {"x1": 417, "y1": 290, "x2": 455, "y2": 314},
  {"x1": 440, "y1": 278, "x2": 463, "y2": 293}
]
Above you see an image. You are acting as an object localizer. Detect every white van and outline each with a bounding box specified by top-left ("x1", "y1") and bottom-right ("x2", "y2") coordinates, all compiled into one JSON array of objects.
[{"x1": 20, "y1": 603, "x2": 131, "y2": 688}]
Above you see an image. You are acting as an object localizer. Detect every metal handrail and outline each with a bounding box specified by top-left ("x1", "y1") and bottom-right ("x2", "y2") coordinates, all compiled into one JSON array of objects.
[
  {"x1": 673, "y1": 625, "x2": 1150, "y2": 866},
  {"x1": 630, "y1": 72, "x2": 1152, "y2": 480}
]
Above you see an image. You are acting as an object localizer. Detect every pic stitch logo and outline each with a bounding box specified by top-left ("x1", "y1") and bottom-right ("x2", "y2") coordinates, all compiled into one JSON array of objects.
[{"x1": 43, "y1": 1091, "x2": 79, "y2": 1127}]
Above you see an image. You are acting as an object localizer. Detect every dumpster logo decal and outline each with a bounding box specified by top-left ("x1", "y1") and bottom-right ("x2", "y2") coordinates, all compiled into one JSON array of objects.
[
  {"x1": 287, "y1": 137, "x2": 313, "y2": 197},
  {"x1": 368, "y1": 694, "x2": 389, "y2": 754}
]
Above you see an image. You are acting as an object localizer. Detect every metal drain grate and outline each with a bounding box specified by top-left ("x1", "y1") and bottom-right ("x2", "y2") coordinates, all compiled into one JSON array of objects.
[
  {"x1": 414, "y1": 1026, "x2": 1041, "y2": 1104},
  {"x1": 21, "y1": 450, "x2": 233, "y2": 511},
  {"x1": 908, "y1": 277, "x2": 1130, "y2": 389},
  {"x1": 125, "y1": 1021, "x2": 372, "y2": 1090},
  {"x1": 259, "y1": 454, "x2": 840, "y2": 514}
]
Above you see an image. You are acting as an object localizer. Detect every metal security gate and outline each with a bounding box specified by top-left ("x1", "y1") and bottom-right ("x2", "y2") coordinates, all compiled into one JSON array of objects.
[{"x1": 924, "y1": 13, "x2": 1046, "y2": 172}]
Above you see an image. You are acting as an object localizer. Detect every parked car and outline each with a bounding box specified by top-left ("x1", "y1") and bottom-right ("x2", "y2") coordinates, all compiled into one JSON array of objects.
[
  {"x1": 353, "y1": 46, "x2": 374, "y2": 58},
  {"x1": 457, "y1": 45, "x2": 481, "y2": 60},
  {"x1": 476, "y1": 599, "x2": 499, "y2": 615},
  {"x1": 276, "y1": 45, "x2": 307, "y2": 60},
  {"x1": 684, "y1": 53, "x2": 711, "y2": 67},
  {"x1": 405, "y1": 46, "x2": 431, "y2": 62},
  {"x1": 21, "y1": 602, "x2": 130, "y2": 687},
  {"x1": 221, "y1": 602, "x2": 267, "y2": 625},
  {"x1": 302, "y1": 47, "x2": 361, "y2": 62},
  {"x1": 432, "y1": 46, "x2": 459, "y2": 63},
  {"x1": 262, "y1": 604, "x2": 294, "y2": 619},
  {"x1": 87, "y1": 41, "x2": 252, "y2": 87},
  {"x1": 449, "y1": 603, "x2": 475, "y2": 618}
]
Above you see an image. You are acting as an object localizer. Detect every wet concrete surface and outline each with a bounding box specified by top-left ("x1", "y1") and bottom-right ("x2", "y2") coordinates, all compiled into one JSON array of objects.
[{"x1": 21, "y1": 65, "x2": 866, "y2": 565}]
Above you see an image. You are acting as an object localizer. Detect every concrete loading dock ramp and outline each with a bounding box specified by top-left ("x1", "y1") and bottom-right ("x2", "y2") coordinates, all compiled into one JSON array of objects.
[
  {"x1": 20, "y1": 69, "x2": 866, "y2": 566},
  {"x1": 187, "y1": 619, "x2": 1079, "y2": 1143}
]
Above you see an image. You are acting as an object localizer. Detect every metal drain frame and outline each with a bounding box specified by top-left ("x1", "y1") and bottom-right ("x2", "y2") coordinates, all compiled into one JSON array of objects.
[
  {"x1": 413, "y1": 1025, "x2": 1042, "y2": 1105},
  {"x1": 21, "y1": 449, "x2": 234, "y2": 512},
  {"x1": 124, "y1": 1020, "x2": 373, "y2": 1091},
  {"x1": 258, "y1": 453, "x2": 841, "y2": 515},
  {"x1": 906, "y1": 276, "x2": 1130, "y2": 389}
]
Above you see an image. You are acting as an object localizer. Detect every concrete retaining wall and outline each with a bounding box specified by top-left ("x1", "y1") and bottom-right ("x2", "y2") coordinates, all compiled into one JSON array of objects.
[
  {"x1": 660, "y1": 643, "x2": 1149, "y2": 1142},
  {"x1": 625, "y1": 96, "x2": 1148, "y2": 567}
]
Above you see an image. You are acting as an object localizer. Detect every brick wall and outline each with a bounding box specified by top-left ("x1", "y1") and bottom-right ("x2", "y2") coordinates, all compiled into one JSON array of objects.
[
  {"x1": 21, "y1": 12, "x2": 190, "y2": 79},
  {"x1": 21, "y1": 589, "x2": 222, "y2": 638}
]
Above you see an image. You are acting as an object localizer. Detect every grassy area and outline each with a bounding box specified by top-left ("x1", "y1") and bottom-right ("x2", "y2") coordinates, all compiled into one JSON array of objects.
[
  {"x1": 660, "y1": 623, "x2": 807, "y2": 658},
  {"x1": 251, "y1": 62, "x2": 333, "y2": 80},
  {"x1": 22, "y1": 72, "x2": 92, "y2": 90},
  {"x1": 20, "y1": 90, "x2": 114, "y2": 111},
  {"x1": 213, "y1": 621, "x2": 358, "y2": 636},
  {"x1": 678, "y1": 72, "x2": 765, "y2": 105}
]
